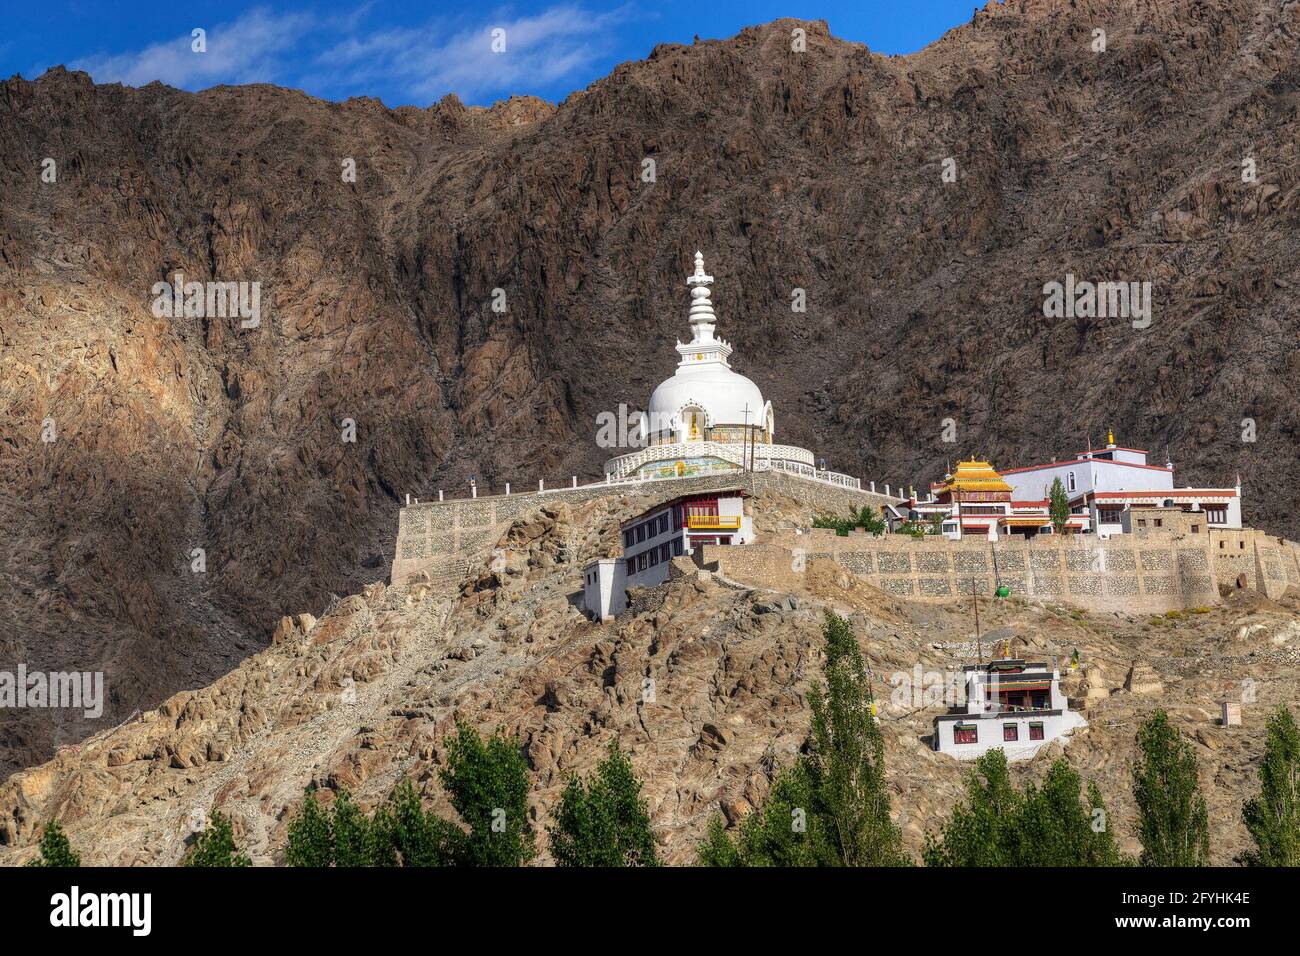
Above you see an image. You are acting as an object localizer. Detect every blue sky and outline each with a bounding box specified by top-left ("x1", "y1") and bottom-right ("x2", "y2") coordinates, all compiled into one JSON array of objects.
[{"x1": 1, "y1": 1, "x2": 978, "y2": 108}]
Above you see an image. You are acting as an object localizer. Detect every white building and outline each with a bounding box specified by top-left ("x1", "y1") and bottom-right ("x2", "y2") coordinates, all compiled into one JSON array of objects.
[
  {"x1": 582, "y1": 489, "x2": 753, "y2": 621},
  {"x1": 998, "y1": 431, "x2": 1242, "y2": 536},
  {"x1": 934, "y1": 659, "x2": 1086, "y2": 760},
  {"x1": 603, "y1": 252, "x2": 859, "y2": 489}
]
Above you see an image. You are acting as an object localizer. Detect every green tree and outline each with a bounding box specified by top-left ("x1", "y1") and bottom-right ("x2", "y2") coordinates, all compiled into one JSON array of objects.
[
  {"x1": 383, "y1": 778, "x2": 457, "y2": 866},
  {"x1": 701, "y1": 762, "x2": 830, "y2": 866},
  {"x1": 284, "y1": 791, "x2": 333, "y2": 867},
  {"x1": 549, "y1": 740, "x2": 658, "y2": 866},
  {"x1": 924, "y1": 751, "x2": 1124, "y2": 866},
  {"x1": 1048, "y1": 477, "x2": 1070, "y2": 535},
  {"x1": 440, "y1": 721, "x2": 536, "y2": 866},
  {"x1": 924, "y1": 749, "x2": 1021, "y2": 866},
  {"x1": 1133, "y1": 710, "x2": 1209, "y2": 866},
  {"x1": 1241, "y1": 706, "x2": 1300, "y2": 866},
  {"x1": 806, "y1": 611, "x2": 908, "y2": 865},
  {"x1": 183, "y1": 811, "x2": 251, "y2": 867},
  {"x1": 701, "y1": 612, "x2": 907, "y2": 866},
  {"x1": 25, "y1": 821, "x2": 80, "y2": 867}
]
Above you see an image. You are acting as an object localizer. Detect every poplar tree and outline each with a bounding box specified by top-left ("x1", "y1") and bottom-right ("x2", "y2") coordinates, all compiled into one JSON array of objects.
[
  {"x1": 700, "y1": 612, "x2": 907, "y2": 866},
  {"x1": 183, "y1": 811, "x2": 251, "y2": 867},
  {"x1": 1132, "y1": 710, "x2": 1209, "y2": 866},
  {"x1": 1049, "y1": 477, "x2": 1070, "y2": 535},
  {"x1": 440, "y1": 721, "x2": 536, "y2": 866},
  {"x1": 549, "y1": 740, "x2": 658, "y2": 866},
  {"x1": 1241, "y1": 706, "x2": 1300, "y2": 866},
  {"x1": 924, "y1": 752, "x2": 1124, "y2": 866}
]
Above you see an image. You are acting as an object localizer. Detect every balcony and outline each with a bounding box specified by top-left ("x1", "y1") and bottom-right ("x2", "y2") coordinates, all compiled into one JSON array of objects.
[{"x1": 687, "y1": 515, "x2": 741, "y2": 530}]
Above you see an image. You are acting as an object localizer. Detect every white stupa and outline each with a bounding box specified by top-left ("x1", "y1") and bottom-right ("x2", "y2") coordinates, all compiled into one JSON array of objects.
[{"x1": 604, "y1": 252, "x2": 817, "y2": 481}]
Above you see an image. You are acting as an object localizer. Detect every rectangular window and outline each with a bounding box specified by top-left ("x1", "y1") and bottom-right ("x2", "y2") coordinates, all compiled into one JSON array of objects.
[
  {"x1": 636, "y1": 525, "x2": 646, "y2": 543},
  {"x1": 623, "y1": 530, "x2": 634, "y2": 548},
  {"x1": 660, "y1": 514, "x2": 669, "y2": 534},
  {"x1": 626, "y1": 558, "x2": 635, "y2": 575},
  {"x1": 1154, "y1": 518, "x2": 1163, "y2": 527},
  {"x1": 1068, "y1": 471, "x2": 1076, "y2": 492},
  {"x1": 1003, "y1": 724, "x2": 1019, "y2": 742},
  {"x1": 673, "y1": 539, "x2": 684, "y2": 556},
  {"x1": 649, "y1": 549, "x2": 658, "y2": 567},
  {"x1": 954, "y1": 726, "x2": 977, "y2": 745},
  {"x1": 1205, "y1": 507, "x2": 1227, "y2": 524},
  {"x1": 660, "y1": 543, "x2": 670, "y2": 562},
  {"x1": 1029, "y1": 723, "x2": 1045, "y2": 741},
  {"x1": 1137, "y1": 519, "x2": 1146, "y2": 527},
  {"x1": 1191, "y1": 524, "x2": 1199, "y2": 534}
]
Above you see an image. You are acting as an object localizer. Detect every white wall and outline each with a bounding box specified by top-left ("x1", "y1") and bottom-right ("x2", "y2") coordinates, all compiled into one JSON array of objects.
[{"x1": 582, "y1": 558, "x2": 627, "y2": 621}]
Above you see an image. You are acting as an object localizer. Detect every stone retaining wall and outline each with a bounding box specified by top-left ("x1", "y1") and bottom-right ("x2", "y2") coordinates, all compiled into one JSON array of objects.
[
  {"x1": 390, "y1": 471, "x2": 899, "y2": 586},
  {"x1": 702, "y1": 529, "x2": 1228, "y2": 615}
]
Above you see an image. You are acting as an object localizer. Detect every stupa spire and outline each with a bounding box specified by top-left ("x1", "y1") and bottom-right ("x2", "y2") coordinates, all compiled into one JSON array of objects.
[
  {"x1": 675, "y1": 250, "x2": 732, "y2": 367},
  {"x1": 686, "y1": 250, "x2": 716, "y2": 329}
]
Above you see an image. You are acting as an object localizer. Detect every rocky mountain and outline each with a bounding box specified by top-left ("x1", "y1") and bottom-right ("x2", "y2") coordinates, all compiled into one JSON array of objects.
[
  {"x1": 1, "y1": 489, "x2": 1296, "y2": 865},
  {"x1": 4, "y1": 0, "x2": 1300, "y2": 773}
]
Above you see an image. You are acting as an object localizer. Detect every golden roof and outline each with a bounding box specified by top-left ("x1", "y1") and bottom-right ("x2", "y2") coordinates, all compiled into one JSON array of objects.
[{"x1": 937, "y1": 459, "x2": 1012, "y2": 494}]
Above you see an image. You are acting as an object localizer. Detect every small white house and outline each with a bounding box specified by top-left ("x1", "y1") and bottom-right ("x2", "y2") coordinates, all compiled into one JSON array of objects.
[
  {"x1": 582, "y1": 489, "x2": 753, "y2": 621},
  {"x1": 933, "y1": 659, "x2": 1085, "y2": 761}
]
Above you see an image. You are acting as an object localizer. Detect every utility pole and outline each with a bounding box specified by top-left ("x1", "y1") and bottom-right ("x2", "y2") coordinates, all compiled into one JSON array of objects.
[{"x1": 972, "y1": 577, "x2": 982, "y2": 664}]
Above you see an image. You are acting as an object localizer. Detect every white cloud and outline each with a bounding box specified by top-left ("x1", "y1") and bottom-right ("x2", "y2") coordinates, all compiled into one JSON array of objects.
[
  {"x1": 71, "y1": 7, "x2": 316, "y2": 89},
  {"x1": 66, "y1": 3, "x2": 634, "y2": 105},
  {"x1": 308, "y1": 4, "x2": 631, "y2": 103}
]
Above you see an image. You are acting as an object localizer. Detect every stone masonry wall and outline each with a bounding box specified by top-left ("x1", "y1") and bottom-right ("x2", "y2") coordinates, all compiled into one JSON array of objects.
[
  {"x1": 702, "y1": 530, "x2": 1226, "y2": 615},
  {"x1": 390, "y1": 471, "x2": 899, "y2": 586}
]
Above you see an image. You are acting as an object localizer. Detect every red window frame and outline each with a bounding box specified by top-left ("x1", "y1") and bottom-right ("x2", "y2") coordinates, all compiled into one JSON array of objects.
[
  {"x1": 1003, "y1": 724, "x2": 1019, "y2": 742},
  {"x1": 954, "y1": 726, "x2": 977, "y2": 745},
  {"x1": 1029, "y1": 723, "x2": 1045, "y2": 741}
]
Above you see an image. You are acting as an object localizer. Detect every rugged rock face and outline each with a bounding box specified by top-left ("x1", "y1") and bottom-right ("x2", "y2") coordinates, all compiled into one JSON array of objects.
[
  {"x1": 4, "y1": 0, "x2": 1300, "y2": 772},
  {"x1": 1, "y1": 492, "x2": 1297, "y2": 866}
]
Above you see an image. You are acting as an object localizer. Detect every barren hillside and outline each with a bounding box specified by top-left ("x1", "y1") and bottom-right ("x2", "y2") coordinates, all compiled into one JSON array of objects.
[{"x1": 1, "y1": 492, "x2": 1295, "y2": 865}]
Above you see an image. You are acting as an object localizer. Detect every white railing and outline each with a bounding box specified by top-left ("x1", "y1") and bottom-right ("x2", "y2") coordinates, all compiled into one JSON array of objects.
[{"x1": 604, "y1": 440, "x2": 815, "y2": 477}]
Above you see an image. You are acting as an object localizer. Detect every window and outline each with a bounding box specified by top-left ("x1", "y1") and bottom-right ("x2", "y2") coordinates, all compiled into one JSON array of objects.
[
  {"x1": 1191, "y1": 524, "x2": 1199, "y2": 534},
  {"x1": 1067, "y1": 471, "x2": 1076, "y2": 492},
  {"x1": 1098, "y1": 508, "x2": 1122, "y2": 524},
  {"x1": 673, "y1": 539, "x2": 684, "y2": 556},
  {"x1": 623, "y1": 530, "x2": 634, "y2": 548},
  {"x1": 1154, "y1": 518, "x2": 1163, "y2": 528},
  {"x1": 1029, "y1": 723, "x2": 1045, "y2": 741},
  {"x1": 1137, "y1": 519, "x2": 1147, "y2": 527},
  {"x1": 657, "y1": 513, "x2": 668, "y2": 535},
  {"x1": 1205, "y1": 507, "x2": 1227, "y2": 524},
  {"x1": 626, "y1": 558, "x2": 635, "y2": 575},
  {"x1": 637, "y1": 554, "x2": 648, "y2": 572},
  {"x1": 660, "y1": 543, "x2": 670, "y2": 562},
  {"x1": 1003, "y1": 724, "x2": 1019, "y2": 742},
  {"x1": 636, "y1": 525, "x2": 646, "y2": 543},
  {"x1": 649, "y1": 549, "x2": 659, "y2": 567},
  {"x1": 1219, "y1": 541, "x2": 1225, "y2": 549},
  {"x1": 1240, "y1": 541, "x2": 1245, "y2": 550},
  {"x1": 954, "y1": 726, "x2": 977, "y2": 745}
]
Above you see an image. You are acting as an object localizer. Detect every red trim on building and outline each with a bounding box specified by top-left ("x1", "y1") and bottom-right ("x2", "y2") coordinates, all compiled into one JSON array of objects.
[
  {"x1": 1000, "y1": 460, "x2": 1173, "y2": 475},
  {"x1": 1086, "y1": 489, "x2": 1237, "y2": 500}
]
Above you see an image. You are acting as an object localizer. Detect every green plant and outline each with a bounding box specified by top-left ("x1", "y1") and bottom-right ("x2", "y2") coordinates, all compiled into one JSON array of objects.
[
  {"x1": 183, "y1": 811, "x2": 251, "y2": 867},
  {"x1": 1048, "y1": 477, "x2": 1070, "y2": 535},
  {"x1": 923, "y1": 751, "x2": 1124, "y2": 866},
  {"x1": 440, "y1": 721, "x2": 536, "y2": 866},
  {"x1": 549, "y1": 741, "x2": 658, "y2": 866},
  {"x1": 24, "y1": 821, "x2": 80, "y2": 868},
  {"x1": 700, "y1": 613, "x2": 908, "y2": 866},
  {"x1": 1133, "y1": 710, "x2": 1209, "y2": 866},
  {"x1": 1240, "y1": 706, "x2": 1300, "y2": 866}
]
